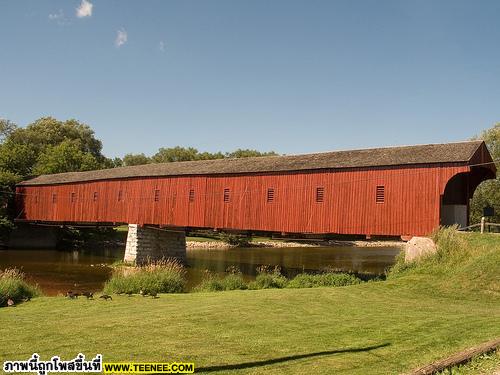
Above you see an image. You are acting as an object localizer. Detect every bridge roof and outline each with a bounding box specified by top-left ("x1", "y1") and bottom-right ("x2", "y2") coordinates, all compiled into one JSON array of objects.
[{"x1": 19, "y1": 140, "x2": 487, "y2": 186}]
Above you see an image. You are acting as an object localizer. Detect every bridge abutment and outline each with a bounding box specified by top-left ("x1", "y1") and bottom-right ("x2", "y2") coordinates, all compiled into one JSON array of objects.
[{"x1": 124, "y1": 224, "x2": 186, "y2": 265}]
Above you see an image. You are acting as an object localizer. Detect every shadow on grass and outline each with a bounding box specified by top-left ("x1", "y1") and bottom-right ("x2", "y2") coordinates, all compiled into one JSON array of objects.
[{"x1": 196, "y1": 342, "x2": 390, "y2": 373}]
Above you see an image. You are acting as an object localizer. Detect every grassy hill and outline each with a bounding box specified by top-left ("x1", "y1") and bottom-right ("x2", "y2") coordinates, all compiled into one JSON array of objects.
[{"x1": 0, "y1": 231, "x2": 498, "y2": 374}]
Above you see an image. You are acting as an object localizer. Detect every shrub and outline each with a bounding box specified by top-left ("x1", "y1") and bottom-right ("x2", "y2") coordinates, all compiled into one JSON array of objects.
[
  {"x1": 221, "y1": 273, "x2": 247, "y2": 290},
  {"x1": 219, "y1": 233, "x2": 252, "y2": 247},
  {"x1": 431, "y1": 225, "x2": 468, "y2": 262},
  {"x1": 248, "y1": 266, "x2": 288, "y2": 289},
  {"x1": 0, "y1": 268, "x2": 41, "y2": 306},
  {"x1": 193, "y1": 273, "x2": 225, "y2": 292},
  {"x1": 103, "y1": 259, "x2": 186, "y2": 295},
  {"x1": 388, "y1": 226, "x2": 470, "y2": 279},
  {"x1": 287, "y1": 272, "x2": 362, "y2": 289},
  {"x1": 194, "y1": 267, "x2": 247, "y2": 292}
]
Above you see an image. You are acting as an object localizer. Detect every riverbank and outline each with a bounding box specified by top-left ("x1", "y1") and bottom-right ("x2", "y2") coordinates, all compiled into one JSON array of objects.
[
  {"x1": 186, "y1": 238, "x2": 405, "y2": 249},
  {"x1": 0, "y1": 232, "x2": 498, "y2": 374}
]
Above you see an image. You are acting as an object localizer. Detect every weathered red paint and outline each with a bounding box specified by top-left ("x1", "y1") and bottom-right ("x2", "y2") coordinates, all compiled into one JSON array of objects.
[{"x1": 14, "y1": 161, "x2": 489, "y2": 237}]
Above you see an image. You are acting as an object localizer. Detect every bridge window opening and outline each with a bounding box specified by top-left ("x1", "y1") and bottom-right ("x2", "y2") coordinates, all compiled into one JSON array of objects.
[
  {"x1": 93, "y1": 192, "x2": 98, "y2": 202},
  {"x1": 267, "y1": 188, "x2": 275, "y2": 203},
  {"x1": 316, "y1": 187, "x2": 325, "y2": 203},
  {"x1": 223, "y1": 188, "x2": 230, "y2": 203},
  {"x1": 189, "y1": 189, "x2": 195, "y2": 203},
  {"x1": 118, "y1": 190, "x2": 123, "y2": 202},
  {"x1": 376, "y1": 185, "x2": 385, "y2": 204},
  {"x1": 52, "y1": 193, "x2": 57, "y2": 203},
  {"x1": 154, "y1": 189, "x2": 160, "y2": 202},
  {"x1": 70, "y1": 192, "x2": 76, "y2": 203}
]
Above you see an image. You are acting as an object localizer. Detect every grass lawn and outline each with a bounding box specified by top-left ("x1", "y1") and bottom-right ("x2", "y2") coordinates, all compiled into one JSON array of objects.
[{"x1": 0, "y1": 233, "x2": 499, "y2": 374}]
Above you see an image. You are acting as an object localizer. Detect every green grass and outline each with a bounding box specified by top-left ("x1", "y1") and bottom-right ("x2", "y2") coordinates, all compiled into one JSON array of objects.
[
  {"x1": 0, "y1": 231, "x2": 498, "y2": 374},
  {"x1": 0, "y1": 268, "x2": 41, "y2": 305},
  {"x1": 248, "y1": 266, "x2": 288, "y2": 289},
  {"x1": 193, "y1": 268, "x2": 364, "y2": 292},
  {"x1": 287, "y1": 272, "x2": 363, "y2": 288},
  {"x1": 103, "y1": 259, "x2": 186, "y2": 295},
  {"x1": 194, "y1": 272, "x2": 248, "y2": 292}
]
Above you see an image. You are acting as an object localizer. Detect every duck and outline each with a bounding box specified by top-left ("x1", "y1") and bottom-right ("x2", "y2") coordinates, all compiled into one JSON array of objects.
[
  {"x1": 7, "y1": 297, "x2": 14, "y2": 307},
  {"x1": 99, "y1": 294, "x2": 112, "y2": 301},
  {"x1": 66, "y1": 291, "x2": 77, "y2": 299},
  {"x1": 82, "y1": 292, "x2": 93, "y2": 300}
]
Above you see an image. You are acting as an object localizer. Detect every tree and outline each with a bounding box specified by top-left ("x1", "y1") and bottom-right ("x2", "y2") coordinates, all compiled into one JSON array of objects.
[
  {"x1": 150, "y1": 146, "x2": 278, "y2": 164},
  {"x1": 226, "y1": 149, "x2": 278, "y2": 158},
  {"x1": 0, "y1": 170, "x2": 21, "y2": 242},
  {"x1": 0, "y1": 117, "x2": 109, "y2": 176},
  {"x1": 122, "y1": 153, "x2": 151, "y2": 166},
  {"x1": 33, "y1": 140, "x2": 101, "y2": 175},
  {"x1": 0, "y1": 119, "x2": 17, "y2": 141},
  {"x1": 151, "y1": 147, "x2": 201, "y2": 163},
  {"x1": 470, "y1": 123, "x2": 500, "y2": 224},
  {"x1": 0, "y1": 117, "x2": 110, "y2": 243},
  {"x1": 110, "y1": 157, "x2": 123, "y2": 168}
]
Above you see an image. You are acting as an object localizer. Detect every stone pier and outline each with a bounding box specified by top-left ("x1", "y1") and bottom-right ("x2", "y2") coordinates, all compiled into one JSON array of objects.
[{"x1": 124, "y1": 224, "x2": 186, "y2": 265}]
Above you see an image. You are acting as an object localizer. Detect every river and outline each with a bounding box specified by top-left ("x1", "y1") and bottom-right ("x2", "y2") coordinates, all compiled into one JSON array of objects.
[{"x1": 0, "y1": 245, "x2": 401, "y2": 295}]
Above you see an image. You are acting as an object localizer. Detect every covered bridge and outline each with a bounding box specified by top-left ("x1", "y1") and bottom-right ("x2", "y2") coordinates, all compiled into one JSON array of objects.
[{"x1": 14, "y1": 140, "x2": 496, "y2": 262}]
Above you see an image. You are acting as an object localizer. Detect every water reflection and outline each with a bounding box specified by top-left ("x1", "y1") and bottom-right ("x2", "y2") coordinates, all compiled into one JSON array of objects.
[{"x1": 0, "y1": 245, "x2": 401, "y2": 296}]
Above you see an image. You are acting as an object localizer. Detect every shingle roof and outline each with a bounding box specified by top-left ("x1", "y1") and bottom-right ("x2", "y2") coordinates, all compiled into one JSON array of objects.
[{"x1": 18, "y1": 140, "x2": 485, "y2": 186}]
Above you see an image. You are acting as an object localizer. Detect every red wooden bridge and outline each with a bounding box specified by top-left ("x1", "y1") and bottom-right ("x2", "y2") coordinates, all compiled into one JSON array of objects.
[{"x1": 13, "y1": 140, "x2": 496, "y2": 263}]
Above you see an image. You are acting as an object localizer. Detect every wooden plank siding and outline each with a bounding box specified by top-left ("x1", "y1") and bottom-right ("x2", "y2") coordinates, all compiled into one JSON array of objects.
[{"x1": 15, "y1": 163, "x2": 470, "y2": 237}]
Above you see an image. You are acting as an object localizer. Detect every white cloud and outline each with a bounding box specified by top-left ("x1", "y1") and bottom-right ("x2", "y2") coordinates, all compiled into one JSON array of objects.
[
  {"x1": 115, "y1": 28, "x2": 128, "y2": 47},
  {"x1": 48, "y1": 10, "x2": 63, "y2": 20},
  {"x1": 48, "y1": 9, "x2": 69, "y2": 25},
  {"x1": 159, "y1": 41, "x2": 166, "y2": 52},
  {"x1": 76, "y1": 0, "x2": 93, "y2": 18}
]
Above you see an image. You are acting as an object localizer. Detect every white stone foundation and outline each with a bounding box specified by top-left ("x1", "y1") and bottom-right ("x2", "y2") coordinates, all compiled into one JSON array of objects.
[{"x1": 124, "y1": 224, "x2": 186, "y2": 265}]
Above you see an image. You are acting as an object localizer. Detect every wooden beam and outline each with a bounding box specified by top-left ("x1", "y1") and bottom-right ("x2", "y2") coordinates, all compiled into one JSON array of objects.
[{"x1": 406, "y1": 338, "x2": 500, "y2": 375}]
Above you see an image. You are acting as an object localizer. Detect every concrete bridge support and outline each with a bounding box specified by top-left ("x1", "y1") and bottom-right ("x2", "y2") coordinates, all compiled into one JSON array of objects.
[{"x1": 124, "y1": 224, "x2": 186, "y2": 265}]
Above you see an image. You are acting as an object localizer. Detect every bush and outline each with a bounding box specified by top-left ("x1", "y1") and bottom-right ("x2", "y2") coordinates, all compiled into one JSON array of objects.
[
  {"x1": 287, "y1": 272, "x2": 362, "y2": 288},
  {"x1": 431, "y1": 225, "x2": 468, "y2": 261},
  {"x1": 248, "y1": 266, "x2": 288, "y2": 289},
  {"x1": 194, "y1": 267, "x2": 248, "y2": 292},
  {"x1": 222, "y1": 273, "x2": 248, "y2": 290},
  {"x1": 0, "y1": 268, "x2": 41, "y2": 306},
  {"x1": 103, "y1": 259, "x2": 186, "y2": 295},
  {"x1": 388, "y1": 226, "x2": 470, "y2": 279},
  {"x1": 219, "y1": 233, "x2": 251, "y2": 247},
  {"x1": 193, "y1": 270, "x2": 225, "y2": 292}
]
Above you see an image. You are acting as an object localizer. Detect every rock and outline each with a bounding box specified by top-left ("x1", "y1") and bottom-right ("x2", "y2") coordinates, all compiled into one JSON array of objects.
[{"x1": 404, "y1": 237, "x2": 437, "y2": 263}]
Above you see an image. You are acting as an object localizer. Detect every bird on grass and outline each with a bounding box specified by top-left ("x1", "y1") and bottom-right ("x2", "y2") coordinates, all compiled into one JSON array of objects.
[
  {"x1": 82, "y1": 292, "x2": 93, "y2": 300},
  {"x1": 139, "y1": 289, "x2": 149, "y2": 297},
  {"x1": 99, "y1": 295, "x2": 112, "y2": 301},
  {"x1": 7, "y1": 297, "x2": 14, "y2": 307},
  {"x1": 150, "y1": 291, "x2": 158, "y2": 299},
  {"x1": 66, "y1": 291, "x2": 78, "y2": 299}
]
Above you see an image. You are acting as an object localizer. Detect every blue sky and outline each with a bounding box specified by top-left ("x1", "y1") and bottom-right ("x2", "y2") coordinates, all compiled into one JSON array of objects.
[{"x1": 1, "y1": 1, "x2": 499, "y2": 158}]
